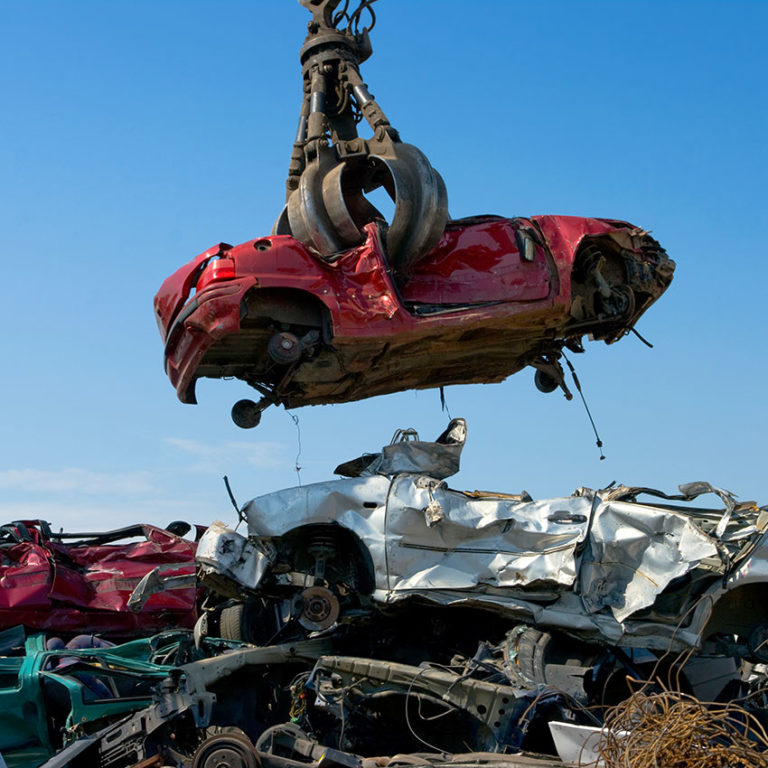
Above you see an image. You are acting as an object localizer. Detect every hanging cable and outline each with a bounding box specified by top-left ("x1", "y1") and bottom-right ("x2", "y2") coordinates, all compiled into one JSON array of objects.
[
  {"x1": 630, "y1": 326, "x2": 654, "y2": 348},
  {"x1": 562, "y1": 353, "x2": 605, "y2": 460},
  {"x1": 288, "y1": 411, "x2": 303, "y2": 485}
]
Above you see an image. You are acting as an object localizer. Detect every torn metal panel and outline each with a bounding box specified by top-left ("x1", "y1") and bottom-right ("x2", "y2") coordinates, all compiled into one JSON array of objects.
[
  {"x1": 579, "y1": 498, "x2": 719, "y2": 623},
  {"x1": 197, "y1": 421, "x2": 768, "y2": 655},
  {"x1": 196, "y1": 520, "x2": 274, "y2": 595},
  {"x1": 0, "y1": 521, "x2": 198, "y2": 637},
  {"x1": 337, "y1": 418, "x2": 468, "y2": 480}
]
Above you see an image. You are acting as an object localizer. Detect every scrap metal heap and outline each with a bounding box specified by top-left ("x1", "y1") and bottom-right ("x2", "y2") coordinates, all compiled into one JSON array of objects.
[
  {"x1": 6, "y1": 420, "x2": 768, "y2": 767},
  {"x1": 4, "y1": 5, "x2": 736, "y2": 768}
]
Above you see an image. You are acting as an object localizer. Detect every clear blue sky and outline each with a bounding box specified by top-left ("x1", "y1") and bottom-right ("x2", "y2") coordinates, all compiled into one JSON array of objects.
[{"x1": 1, "y1": 1, "x2": 766, "y2": 531}]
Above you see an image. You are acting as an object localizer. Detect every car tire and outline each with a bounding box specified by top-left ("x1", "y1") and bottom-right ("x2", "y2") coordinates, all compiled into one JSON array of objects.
[
  {"x1": 534, "y1": 369, "x2": 559, "y2": 394},
  {"x1": 514, "y1": 627, "x2": 551, "y2": 683},
  {"x1": 220, "y1": 603, "x2": 249, "y2": 642},
  {"x1": 231, "y1": 400, "x2": 262, "y2": 429},
  {"x1": 191, "y1": 733, "x2": 260, "y2": 768}
]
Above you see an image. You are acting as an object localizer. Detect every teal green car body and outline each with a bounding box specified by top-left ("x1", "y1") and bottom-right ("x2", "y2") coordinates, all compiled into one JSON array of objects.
[{"x1": 0, "y1": 628, "x2": 185, "y2": 768}]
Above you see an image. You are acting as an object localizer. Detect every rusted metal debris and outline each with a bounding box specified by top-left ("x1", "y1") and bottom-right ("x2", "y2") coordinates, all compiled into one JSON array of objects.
[{"x1": 2, "y1": 421, "x2": 768, "y2": 766}]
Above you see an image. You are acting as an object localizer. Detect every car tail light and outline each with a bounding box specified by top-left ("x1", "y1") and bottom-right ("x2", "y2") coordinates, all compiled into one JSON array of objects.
[{"x1": 196, "y1": 256, "x2": 236, "y2": 293}]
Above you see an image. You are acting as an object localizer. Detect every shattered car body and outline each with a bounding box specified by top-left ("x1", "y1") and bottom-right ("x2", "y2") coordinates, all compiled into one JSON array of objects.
[
  {"x1": 154, "y1": 215, "x2": 673, "y2": 426},
  {"x1": 197, "y1": 419, "x2": 768, "y2": 662},
  {"x1": 0, "y1": 521, "x2": 199, "y2": 636},
  {"x1": 0, "y1": 623, "x2": 330, "y2": 768}
]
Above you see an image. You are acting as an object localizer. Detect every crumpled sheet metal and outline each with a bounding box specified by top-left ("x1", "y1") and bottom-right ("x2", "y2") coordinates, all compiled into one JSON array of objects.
[
  {"x1": 240, "y1": 476, "x2": 728, "y2": 617},
  {"x1": 202, "y1": 425, "x2": 765, "y2": 650},
  {"x1": 0, "y1": 522, "x2": 198, "y2": 635},
  {"x1": 336, "y1": 418, "x2": 468, "y2": 480},
  {"x1": 579, "y1": 499, "x2": 719, "y2": 623},
  {"x1": 385, "y1": 478, "x2": 593, "y2": 592},
  {"x1": 196, "y1": 520, "x2": 272, "y2": 592},
  {"x1": 241, "y1": 475, "x2": 391, "y2": 589}
]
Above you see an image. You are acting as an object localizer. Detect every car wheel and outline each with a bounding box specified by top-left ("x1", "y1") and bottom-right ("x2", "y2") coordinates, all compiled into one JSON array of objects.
[
  {"x1": 220, "y1": 600, "x2": 277, "y2": 644},
  {"x1": 534, "y1": 369, "x2": 559, "y2": 394},
  {"x1": 220, "y1": 603, "x2": 250, "y2": 642},
  {"x1": 513, "y1": 627, "x2": 551, "y2": 683},
  {"x1": 191, "y1": 733, "x2": 260, "y2": 768},
  {"x1": 231, "y1": 399, "x2": 262, "y2": 429}
]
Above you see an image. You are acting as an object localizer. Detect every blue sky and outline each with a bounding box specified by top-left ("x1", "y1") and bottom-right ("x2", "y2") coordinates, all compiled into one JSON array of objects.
[{"x1": 1, "y1": 1, "x2": 766, "y2": 531}]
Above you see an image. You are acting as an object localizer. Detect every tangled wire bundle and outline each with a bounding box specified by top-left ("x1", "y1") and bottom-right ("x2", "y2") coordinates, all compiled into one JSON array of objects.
[{"x1": 598, "y1": 687, "x2": 768, "y2": 768}]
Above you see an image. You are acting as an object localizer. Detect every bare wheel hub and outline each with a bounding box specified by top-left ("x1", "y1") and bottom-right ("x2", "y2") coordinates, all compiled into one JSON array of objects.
[
  {"x1": 295, "y1": 585, "x2": 340, "y2": 631},
  {"x1": 267, "y1": 332, "x2": 301, "y2": 364}
]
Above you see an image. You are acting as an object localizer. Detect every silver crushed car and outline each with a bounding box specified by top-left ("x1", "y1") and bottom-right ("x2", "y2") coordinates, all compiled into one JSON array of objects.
[{"x1": 194, "y1": 419, "x2": 768, "y2": 671}]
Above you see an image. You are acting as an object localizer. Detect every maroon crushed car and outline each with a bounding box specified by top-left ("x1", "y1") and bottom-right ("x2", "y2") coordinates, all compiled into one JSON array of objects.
[
  {"x1": 0, "y1": 520, "x2": 199, "y2": 637},
  {"x1": 155, "y1": 214, "x2": 674, "y2": 427}
]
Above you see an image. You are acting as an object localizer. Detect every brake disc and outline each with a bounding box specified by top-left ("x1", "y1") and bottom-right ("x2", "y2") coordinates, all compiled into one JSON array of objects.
[{"x1": 294, "y1": 585, "x2": 340, "y2": 631}]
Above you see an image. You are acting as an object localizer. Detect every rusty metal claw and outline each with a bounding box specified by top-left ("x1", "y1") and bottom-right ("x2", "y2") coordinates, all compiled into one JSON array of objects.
[
  {"x1": 273, "y1": 0, "x2": 448, "y2": 273},
  {"x1": 286, "y1": 145, "x2": 351, "y2": 255},
  {"x1": 370, "y1": 143, "x2": 449, "y2": 275}
]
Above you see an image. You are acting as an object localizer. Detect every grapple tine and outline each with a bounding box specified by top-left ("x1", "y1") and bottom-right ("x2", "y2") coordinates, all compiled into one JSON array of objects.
[
  {"x1": 272, "y1": 204, "x2": 291, "y2": 236},
  {"x1": 287, "y1": 149, "x2": 347, "y2": 255},
  {"x1": 371, "y1": 143, "x2": 449, "y2": 273},
  {"x1": 321, "y1": 162, "x2": 367, "y2": 245},
  {"x1": 279, "y1": 0, "x2": 448, "y2": 273}
]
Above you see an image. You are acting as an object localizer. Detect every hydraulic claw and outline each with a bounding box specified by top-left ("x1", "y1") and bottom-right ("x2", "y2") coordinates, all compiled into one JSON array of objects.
[{"x1": 273, "y1": 0, "x2": 449, "y2": 275}]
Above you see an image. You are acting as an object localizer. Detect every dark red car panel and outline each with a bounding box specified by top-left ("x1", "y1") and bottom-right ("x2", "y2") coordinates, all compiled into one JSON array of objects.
[
  {"x1": 155, "y1": 215, "x2": 673, "y2": 411},
  {"x1": 400, "y1": 219, "x2": 551, "y2": 305},
  {"x1": 0, "y1": 521, "x2": 198, "y2": 637}
]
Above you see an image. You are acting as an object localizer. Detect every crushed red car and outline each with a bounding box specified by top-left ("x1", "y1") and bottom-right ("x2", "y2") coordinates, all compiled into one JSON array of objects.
[
  {"x1": 155, "y1": 214, "x2": 674, "y2": 427},
  {"x1": 0, "y1": 520, "x2": 199, "y2": 637}
]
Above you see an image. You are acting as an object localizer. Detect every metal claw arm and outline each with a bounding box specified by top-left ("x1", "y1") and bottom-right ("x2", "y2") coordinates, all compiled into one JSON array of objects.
[{"x1": 274, "y1": 0, "x2": 448, "y2": 276}]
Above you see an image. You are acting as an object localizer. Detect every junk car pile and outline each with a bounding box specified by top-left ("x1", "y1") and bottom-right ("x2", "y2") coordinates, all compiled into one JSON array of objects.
[
  {"x1": 6, "y1": 422, "x2": 768, "y2": 767},
  {"x1": 12, "y1": 1, "x2": 759, "y2": 767}
]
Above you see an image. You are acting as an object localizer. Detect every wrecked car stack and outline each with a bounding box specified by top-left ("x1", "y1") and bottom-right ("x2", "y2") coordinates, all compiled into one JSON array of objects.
[
  {"x1": 9, "y1": 1, "x2": 758, "y2": 767},
  {"x1": 57, "y1": 419, "x2": 761, "y2": 767}
]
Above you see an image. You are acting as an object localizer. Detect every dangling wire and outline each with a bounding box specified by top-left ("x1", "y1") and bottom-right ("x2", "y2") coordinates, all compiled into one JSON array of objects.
[
  {"x1": 562, "y1": 353, "x2": 606, "y2": 460},
  {"x1": 223, "y1": 475, "x2": 246, "y2": 529},
  {"x1": 404, "y1": 668, "x2": 450, "y2": 754},
  {"x1": 288, "y1": 411, "x2": 303, "y2": 485},
  {"x1": 439, "y1": 386, "x2": 452, "y2": 419},
  {"x1": 630, "y1": 326, "x2": 654, "y2": 348}
]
